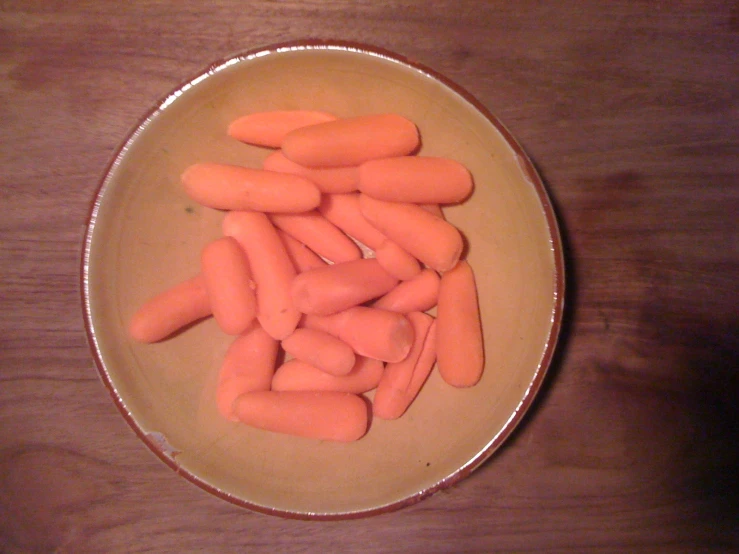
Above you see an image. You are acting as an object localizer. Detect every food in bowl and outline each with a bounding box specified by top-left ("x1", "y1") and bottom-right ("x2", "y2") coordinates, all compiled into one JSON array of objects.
[
  {"x1": 82, "y1": 41, "x2": 563, "y2": 518},
  {"x1": 127, "y1": 110, "x2": 485, "y2": 441}
]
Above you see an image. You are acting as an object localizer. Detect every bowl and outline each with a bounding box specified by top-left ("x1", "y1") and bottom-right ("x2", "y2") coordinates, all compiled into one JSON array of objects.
[{"x1": 82, "y1": 40, "x2": 564, "y2": 519}]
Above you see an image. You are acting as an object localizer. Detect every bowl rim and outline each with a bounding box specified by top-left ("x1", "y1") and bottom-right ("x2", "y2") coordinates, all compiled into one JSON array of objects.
[{"x1": 80, "y1": 38, "x2": 566, "y2": 520}]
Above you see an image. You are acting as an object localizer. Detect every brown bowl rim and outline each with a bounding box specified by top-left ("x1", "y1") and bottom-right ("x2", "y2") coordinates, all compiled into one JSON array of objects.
[{"x1": 80, "y1": 39, "x2": 565, "y2": 520}]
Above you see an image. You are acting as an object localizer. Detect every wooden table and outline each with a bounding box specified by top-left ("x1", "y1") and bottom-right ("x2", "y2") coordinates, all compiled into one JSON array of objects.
[{"x1": 2, "y1": 2, "x2": 737, "y2": 552}]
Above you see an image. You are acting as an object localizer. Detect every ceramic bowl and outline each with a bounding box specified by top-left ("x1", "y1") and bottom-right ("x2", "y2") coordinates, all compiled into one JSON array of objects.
[{"x1": 82, "y1": 41, "x2": 564, "y2": 519}]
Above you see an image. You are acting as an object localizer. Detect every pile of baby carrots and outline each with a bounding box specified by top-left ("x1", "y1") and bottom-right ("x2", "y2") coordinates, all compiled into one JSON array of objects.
[{"x1": 128, "y1": 111, "x2": 484, "y2": 442}]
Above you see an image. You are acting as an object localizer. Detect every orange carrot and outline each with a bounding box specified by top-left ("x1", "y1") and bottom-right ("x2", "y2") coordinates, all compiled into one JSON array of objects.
[
  {"x1": 419, "y1": 203, "x2": 445, "y2": 219},
  {"x1": 181, "y1": 163, "x2": 320, "y2": 213},
  {"x1": 374, "y1": 318, "x2": 437, "y2": 420},
  {"x1": 222, "y1": 211, "x2": 300, "y2": 340},
  {"x1": 374, "y1": 239, "x2": 422, "y2": 281},
  {"x1": 281, "y1": 328, "x2": 356, "y2": 376},
  {"x1": 291, "y1": 258, "x2": 398, "y2": 316},
  {"x1": 376, "y1": 312, "x2": 433, "y2": 390},
  {"x1": 359, "y1": 156, "x2": 473, "y2": 204},
  {"x1": 317, "y1": 192, "x2": 386, "y2": 249},
  {"x1": 271, "y1": 356, "x2": 383, "y2": 394},
  {"x1": 302, "y1": 306, "x2": 414, "y2": 363},
  {"x1": 281, "y1": 114, "x2": 419, "y2": 168},
  {"x1": 436, "y1": 261, "x2": 484, "y2": 387},
  {"x1": 277, "y1": 229, "x2": 327, "y2": 272},
  {"x1": 318, "y1": 193, "x2": 420, "y2": 279},
  {"x1": 232, "y1": 390, "x2": 369, "y2": 442},
  {"x1": 200, "y1": 237, "x2": 256, "y2": 335},
  {"x1": 263, "y1": 151, "x2": 359, "y2": 194},
  {"x1": 270, "y1": 210, "x2": 362, "y2": 264},
  {"x1": 216, "y1": 323, "x2": 279, "y2": 421},
  {"x1": 372, "y1": 269, "x2": 441, "y2": 313},
  {"x1": 128, "y1": 275, "x2": 211, "y2": 343},
  {"x1": 228, "y1": 110, "x2": 336, "y2": 148},
  {"x1": 359, "y1": 194, "x2": 463, "y2": 273}
]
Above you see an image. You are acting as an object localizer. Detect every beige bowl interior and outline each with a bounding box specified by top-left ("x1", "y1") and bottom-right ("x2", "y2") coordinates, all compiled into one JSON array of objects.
[{"x1": 84, "y1": 44, "x2": 562, "y2": 518}]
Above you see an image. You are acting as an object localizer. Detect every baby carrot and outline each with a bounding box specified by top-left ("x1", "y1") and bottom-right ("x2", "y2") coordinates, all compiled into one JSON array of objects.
[
  {"x1": 372, "y1": 268, "x2": 441, "y2": 314},
  {"x1": 281, "y1": 114, "x2": 419, "y2": 168},
  {"x1": 374, "y1": 239, "x2": 422, "y2": 281},
  {"x1": 281, "y1": 328, "x2": 356, "y2": 376},
  {"x1": 181, "y1": 163, "x2": 320, "y2": 213},
  {"x1": 232, "y1": 390, "x2": 369, "y2": 442},
  {"x1": 277, "y1": 229, "x2": 327, "y2": 272},
  {"x1": 377, "y1": 312, "x2": 433, "y2": 391},
  {"x1": 374, "y1": 318, "x2": 437, "y2": 420},
  {"x1": 302, "y1": 306, "x2": 414, "y2": 363},
  {"x1": 222, "y1": 211, "x2": 300, "y2": 340},
  {"x1": 359, "y1": 194, "x2": 463, "y2": 273},
  {"x1": 216, "y1": 323, "x2": 279, "y2": 421},
  {"x1": 317, "y1": 192, "x2": 386, "y2": 249},
  {"x1": 358, "y1": 156, "x2": 473, "y2": 204},
  {"x1": 200, "y1": 237, "x2": 256, "y2": 335},
  {"x1": 436, "y1": 261, "x2": 484, "y2": 387},
  {"x1": 318, "y1": 193, "x2": 420, "y2": 279},
  {"x1": 291, "y1": 258, "x2": 398, "y2": 316},
  {"x1": 128, "y1": 275, "x2": 211, "y2": 343},
  {"x1": 228, "y1": 110, "x2": 336, "y2": 148},
  {"x1": 271, "y1": 356, "x2": 383, "y2": 394},
  {"x1": 263, "y1": 151, "x2": 359, "y2": 194},
  {"x1": 270, "y1": 210, "x2": 362, "y2": 264},
  {"x1": 373, "y1": 312, "x2": 434, "y2": 419}
]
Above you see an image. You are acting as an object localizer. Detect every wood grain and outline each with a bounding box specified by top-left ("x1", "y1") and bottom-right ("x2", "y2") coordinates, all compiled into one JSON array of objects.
[{"x1": 1, "y1": 1, "x2": 737, "y2": 552}]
